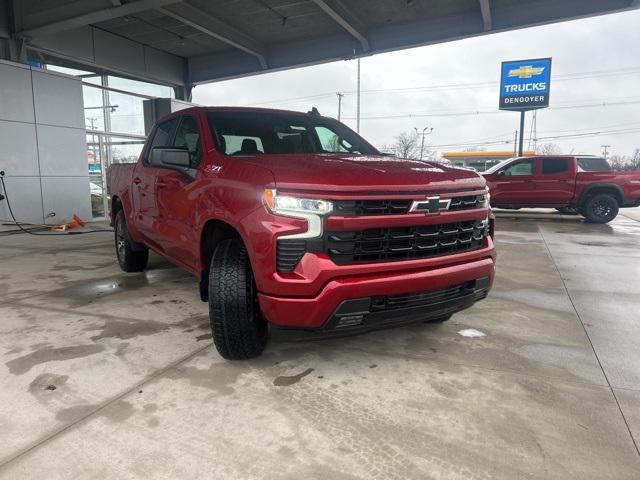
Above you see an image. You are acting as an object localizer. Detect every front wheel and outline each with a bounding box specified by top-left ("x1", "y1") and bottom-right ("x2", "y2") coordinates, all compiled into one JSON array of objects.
[
  {"x1": 208, "y1": 239, "x2": 268, "y2": 360},
  {"x1": 114, "y1": 210, "x2": 148, "y2": 272},
  {"x1": 582, "y1": 194, "x2": 619, "y2": 224}
]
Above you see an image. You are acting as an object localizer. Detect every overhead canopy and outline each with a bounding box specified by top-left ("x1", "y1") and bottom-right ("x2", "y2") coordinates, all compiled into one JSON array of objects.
[{"x1": 2, "y1": 0, "x2": 638, "y2": 96}]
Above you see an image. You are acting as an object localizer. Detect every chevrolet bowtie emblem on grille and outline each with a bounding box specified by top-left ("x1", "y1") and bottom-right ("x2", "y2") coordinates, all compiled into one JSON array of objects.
[
  {"x1": 409, "y1": 196, "x2": 451, "y2": 214},
  {"x1": 508, "y1": 65, "x2": 545, "y2": 79}
]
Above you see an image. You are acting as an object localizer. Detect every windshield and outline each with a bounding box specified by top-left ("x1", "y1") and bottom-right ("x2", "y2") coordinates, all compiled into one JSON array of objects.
[
  {"x1": 483, "y1": 158, "x2": 517, "y2": 174},
  {"x1": 206, "y1": 111, "x2": 378, "y2": 156}
]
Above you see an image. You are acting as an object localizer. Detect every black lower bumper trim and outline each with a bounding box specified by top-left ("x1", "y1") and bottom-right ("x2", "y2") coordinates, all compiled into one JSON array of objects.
[{"x1": 270, "y1": 277, "x2": 490, "y2": 342}]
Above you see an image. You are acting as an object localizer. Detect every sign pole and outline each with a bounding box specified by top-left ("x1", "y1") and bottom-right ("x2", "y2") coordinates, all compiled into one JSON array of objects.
[{"x1": 518, "y1": 111, "x2": 525, "y2": 156}]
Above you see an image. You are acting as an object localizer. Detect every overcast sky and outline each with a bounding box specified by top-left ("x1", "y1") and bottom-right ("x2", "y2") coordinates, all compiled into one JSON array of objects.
[{"x1": 193, "y1": 8, "x2": 640, "y2": 159}]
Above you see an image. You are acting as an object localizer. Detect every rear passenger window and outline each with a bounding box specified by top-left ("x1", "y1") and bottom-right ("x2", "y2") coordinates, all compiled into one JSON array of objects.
[
  {"x1": 146, "y1": 118, "x2": 177, "y2": 163},
  {"x1": 542, "y1": 159, "x2": 569, "y2": 174},
  {"x1": 174, "y1": 116, "x2": 202, "y2": 166}
]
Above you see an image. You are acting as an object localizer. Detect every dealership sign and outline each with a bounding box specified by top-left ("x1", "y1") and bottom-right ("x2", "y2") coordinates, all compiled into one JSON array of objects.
[{"x1": 499, "y1": 58, "x2": 552, "y2": 111}]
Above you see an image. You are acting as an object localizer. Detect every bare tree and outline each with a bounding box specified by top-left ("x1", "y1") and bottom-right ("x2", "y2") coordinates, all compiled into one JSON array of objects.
[
  {"x1": 609, "y1": 150, "x2": 640, "y2": 171},
  {"x1": 379, "y1": 131, "x2": 421, "y2": 159},
  {"x1": 537, "y1": 143, "x2": 562, "y2": 155},
  {"x1": 609, "y1": 154, "x2": 628, "y2": 171},
  {"x1": 630, "y1": 148, "x2": 640, "y2": 170}
]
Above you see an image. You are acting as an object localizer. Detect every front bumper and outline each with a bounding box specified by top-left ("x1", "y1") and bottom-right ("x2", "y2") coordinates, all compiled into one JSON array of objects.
[
  {"x1": 270, "y1": 277, "x2": 490, "y2": 341},
  {"x1": 258, "y1": 252, "x2": 495, "y2": 330}
]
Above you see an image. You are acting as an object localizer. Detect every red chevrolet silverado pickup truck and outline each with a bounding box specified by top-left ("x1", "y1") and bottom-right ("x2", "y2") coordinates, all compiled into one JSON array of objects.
[
  {"x1": 107, "y1": 107, "x2": 496, "y2": 359},
  {"x1": 482, "y1": 155, "x2": 640, "y2": 223}
]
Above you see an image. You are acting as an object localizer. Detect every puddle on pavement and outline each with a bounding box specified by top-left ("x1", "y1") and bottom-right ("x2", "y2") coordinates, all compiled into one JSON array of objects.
[
  {"x1": 6, "y1": 345, "x2": 105, "y2": 375},
  {"x1": 273, "y1": 368, "x2": 314, "y2": 386}
]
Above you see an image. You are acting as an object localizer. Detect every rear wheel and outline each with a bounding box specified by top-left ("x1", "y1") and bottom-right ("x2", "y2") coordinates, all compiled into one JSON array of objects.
[
  {"x1": 114, "y1": 210, "x2": 148, "y2": 272},
  {"x1": 582, "y1": 194, "x2": 619, "y2": 224},
  {"x1": 208, "y1": 239, "x2": 267, "y2": 360}
]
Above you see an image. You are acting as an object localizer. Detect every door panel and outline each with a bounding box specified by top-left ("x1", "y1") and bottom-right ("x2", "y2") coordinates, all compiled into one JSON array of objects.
[
  {"x1": 490, "y1": 159, "x2": 537, "y2": 205},
  {"x1": 535, "y1": 157, "x2": 575, "y2": 204},
  {"x1": 149, "y1": 115, "x2": 203, "y2": 270},
  {"x1": 154, "y1": 170, "x2": 198, "y2": 268},
  {"x1": 131, "y1": 117, "x2": 178, "y2": 249}
]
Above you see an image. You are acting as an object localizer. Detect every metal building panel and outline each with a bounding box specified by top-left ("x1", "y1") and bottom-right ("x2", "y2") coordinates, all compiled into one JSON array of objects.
[
  {"x1": 36, "y1": 125, "x2": 87, "y2": 177},
  {"x1": 32, "y1": 69, "x2": 85, "y2": 129},
  {"x1": 0, "y1": 61, "x2": 35, "y2": 123},
  {"x1": 40, "y1": 176, "x2": 91, "y2": 223},
  {"x1": 0, "y1": 176, "x2": 45, "y2": 228},
  {"x1": 0, "y1": 120, "x2": 40, "y2": 177}
]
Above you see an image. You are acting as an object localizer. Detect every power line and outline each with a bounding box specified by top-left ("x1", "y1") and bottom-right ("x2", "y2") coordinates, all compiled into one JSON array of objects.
[
  {"x1": 244, "y1": 65, "x2": 640, "y2": 107},
  {"x1": 343, "y1": 96, "x2": 640, "y2": 121},
  {"x1": 431, "y1": 126, "x2": 640, "y2": 150}
]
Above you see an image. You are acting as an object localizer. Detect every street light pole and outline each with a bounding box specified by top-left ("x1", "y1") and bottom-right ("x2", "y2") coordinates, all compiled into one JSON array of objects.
[
  {"x1": 336, "y1": 92, "x2": 344, "y2": 121},
  {"x1": 414, "y1": 126, "x2": 434, "y2": 160}
]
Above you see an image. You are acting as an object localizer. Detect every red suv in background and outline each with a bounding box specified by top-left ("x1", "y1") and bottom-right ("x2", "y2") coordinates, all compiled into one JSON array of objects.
[{"x1": 482, "y1": 155, "x2": 640, "y2": 223}]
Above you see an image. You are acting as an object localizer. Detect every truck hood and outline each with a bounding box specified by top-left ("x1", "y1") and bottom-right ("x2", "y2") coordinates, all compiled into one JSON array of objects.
[{"x1": 236, "y1": 153, "x2": 486, "y2": 193}]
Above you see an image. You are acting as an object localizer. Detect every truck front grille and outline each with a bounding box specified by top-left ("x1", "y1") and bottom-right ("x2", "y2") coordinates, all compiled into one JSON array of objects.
[
  {"x1": 333, "y1": 195, "x2": 485, "y2": 216},
  {"x1": 326, "y1": 220, "x2": 488, "y2": 265}
]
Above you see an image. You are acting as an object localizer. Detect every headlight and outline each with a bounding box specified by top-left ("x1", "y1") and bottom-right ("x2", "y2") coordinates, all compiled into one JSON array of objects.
[
  {"x1": 480, "y1": 190, "x2": 491, "y2": 208},
  {"x1": 264, "y1": 189, "x2": 333, "y2": 215}
]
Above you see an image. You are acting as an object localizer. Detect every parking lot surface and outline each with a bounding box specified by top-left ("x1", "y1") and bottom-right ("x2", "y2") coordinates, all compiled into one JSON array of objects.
[{"x1": 1, "y1": 210, "x2": 639, "y2": 479}]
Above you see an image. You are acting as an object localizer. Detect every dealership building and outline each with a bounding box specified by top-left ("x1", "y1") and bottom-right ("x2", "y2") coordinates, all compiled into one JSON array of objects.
[{"x1": 441, "y1": 150, "x2": 536, "y2": 171}]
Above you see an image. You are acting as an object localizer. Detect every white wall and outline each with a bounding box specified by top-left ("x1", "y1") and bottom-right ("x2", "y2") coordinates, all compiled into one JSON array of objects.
[{"x1": 0, "y1": 60, "x2": 90, "y2": 231}]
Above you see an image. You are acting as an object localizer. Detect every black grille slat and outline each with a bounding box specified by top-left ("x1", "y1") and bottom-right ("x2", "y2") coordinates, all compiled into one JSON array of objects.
[
  {"x1": 326, "y1": 220, "x2": 488, "y2": 265},
  {"x1": 371, "y1": 282, "x2": 474, "y2": 311},
  {"x1": 276, "y1": 240, "x2": 307, "y2": 272},
  {"x1": 334, "y1": 199, "x2": 411, "y2": 216},
  {"x1": 448, "y1": 195, "x2": 485, "y2": 211}
]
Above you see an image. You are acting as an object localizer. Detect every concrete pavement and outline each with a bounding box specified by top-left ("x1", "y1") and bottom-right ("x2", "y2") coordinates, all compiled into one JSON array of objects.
[{"x1": 1, "y1": 210, "x2": 639, "y2": 479}]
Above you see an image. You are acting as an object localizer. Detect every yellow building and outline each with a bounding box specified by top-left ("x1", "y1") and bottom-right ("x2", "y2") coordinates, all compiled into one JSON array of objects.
[{"x1": 441, "y1": 150, "x2": 536, "y2": 172}]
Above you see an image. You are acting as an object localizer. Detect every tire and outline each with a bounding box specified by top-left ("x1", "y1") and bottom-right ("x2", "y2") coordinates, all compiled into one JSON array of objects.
[
  {"x1": 114, "y1": 209, "x2": 149, "y2": 272},
  {"x1": 582, "y1": 194, "x2": 619, "y2": 224},
  {"x1": 556, "y1": 207, "x2": 580, "y2": 215},
  {"x1": 208, "y1": 239, "x2": 267, "y2": 360},
  {"x1": 426, "y1": 314, "x2": 453, "y2": 324}
]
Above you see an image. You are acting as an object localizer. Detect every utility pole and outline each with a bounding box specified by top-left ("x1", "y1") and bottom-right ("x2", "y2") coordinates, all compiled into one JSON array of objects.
[
  {"x1": 513, "y1": 130, "x2": 518, "y2": 155},
  {"x1": 356, "y1": 58, "x2": 361, "y2": 133},
  {"x1": 601, "y1": 144, "x2": 611, "y2": 159},
  {"x1": 414, "y1": 126, "x2": 434, "y2": 160},
  {"x1": 336, "y1": 92, "x2": 344, "y2": 121}
]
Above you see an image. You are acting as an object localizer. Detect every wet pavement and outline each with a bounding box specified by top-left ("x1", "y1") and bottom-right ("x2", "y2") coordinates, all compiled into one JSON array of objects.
[{"x1": 1, "y1": 210, "x2": 639, "y2": 479}]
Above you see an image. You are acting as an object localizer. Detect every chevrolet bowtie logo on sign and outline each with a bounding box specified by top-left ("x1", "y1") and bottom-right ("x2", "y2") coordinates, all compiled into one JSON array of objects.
[
  {"x1": 409, "y1": 196, "x2": 451, "y2": 214},
  {"x1": 508, "y1": 65, "x2": 545, "y2": 79},
  {"x1": 500, "y1": 58, "x2": 552, "y2": 111}
]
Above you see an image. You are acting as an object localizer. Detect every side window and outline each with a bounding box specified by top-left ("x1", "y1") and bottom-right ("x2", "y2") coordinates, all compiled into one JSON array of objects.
[
  {"x1": 315, "y1": 126, "x2": 344, "y2": 152},
  {"x1": 174, "y1": 116, "x2": 202, "y2": 165},
  {"x1": 503, "y1": 160, "x2": 533, "y2": 176},
  {"x1": 542, "y1": 158, "x2": 569, "y2": 174},
  {"x1": 315, "y1": 126, "x2": 358, "y2": 153},
  {"x1": 146, "y1": 118, "x2": 177, "y2": 163}
]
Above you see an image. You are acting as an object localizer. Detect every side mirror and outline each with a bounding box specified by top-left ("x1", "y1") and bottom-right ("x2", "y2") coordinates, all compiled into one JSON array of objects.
[
  {"x1": 497, "y1": 170, "x2": 506, "y2": 177},
  {"x1": 150, "y1": 147, "x2": 191, "y2": 169}
]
